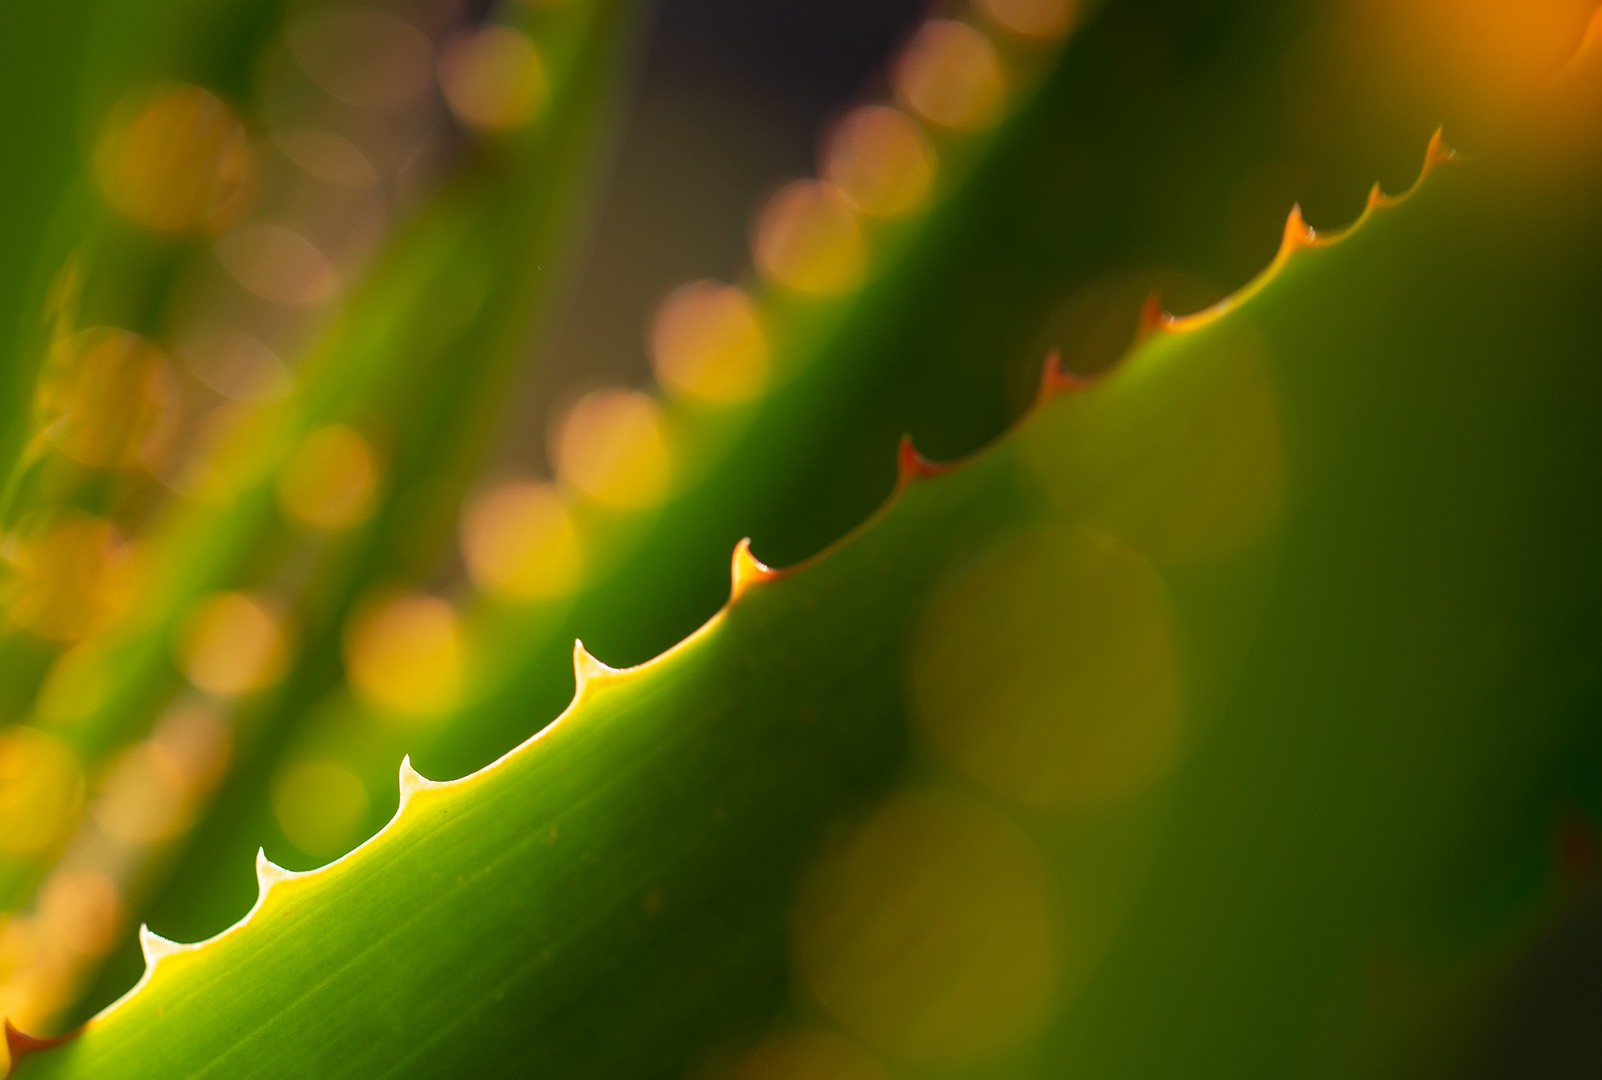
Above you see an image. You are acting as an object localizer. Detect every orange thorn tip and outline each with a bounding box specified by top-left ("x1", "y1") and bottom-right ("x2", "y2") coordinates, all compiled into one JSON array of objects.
[
  {"x1": 5, "y1": 1020, "x2": 79, "y2": 1070},
  {"x1": 1279, "y1": 204, "x2": 1316, "y2": 256},
  {"x1": 896, "y1": 434, "x2": 951, "y2": 487},
  {"x1": 1136, "y1": 292, "x2": 1173, "y2": 339},
  {"x1": 1035, "y1": 349, "x2": 1085, "y2": 405},
  {"x1": 1366, "y1": 182, "x2": 1386, "y2": 211},
  {"x1": 1423, "y1": 128, "x2": 1459, "y2": 174},
  {"x1": 138, "y1": 924, "x2": 189, "y2": 965},
  {"x1": 254, "y1": 848, "x2": 297, "y2": 893},
  {"x1": 729, "y1": 538, "x2": 779, "y2": 603},
  {"x1": 572, "y1": 639, "x2": 618, "y2": 690}
]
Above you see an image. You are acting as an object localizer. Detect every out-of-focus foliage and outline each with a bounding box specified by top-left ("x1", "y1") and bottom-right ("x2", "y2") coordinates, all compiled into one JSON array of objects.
[{"x1": 2, "y1": 0, "x2": 1601, "y2": 1076}]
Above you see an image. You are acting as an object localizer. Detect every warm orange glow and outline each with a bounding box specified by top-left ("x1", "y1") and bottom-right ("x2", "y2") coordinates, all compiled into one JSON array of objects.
[
  {"x1": 894, "y1": 20, "x2": 1005, "y2": 131},
  {"x1": 277, "y1": 424, "x2": 379, "y2": 530},
  {"x1": 215, "y1": 223, "x2": 342, "y2": 306},
  {"x1": 724, "y1": 1031, "x2": 891, "y2": 1080},
  {"x1": 753, "y1": 180, "x2": 865, "y2": 295},
  {"x1": 910, "y1": 526, "x2": 1181, "y2": 810},
  {"x1": 35, "y1": 871, "x2": 122, "y2": 959},
  {"x1": 438, "y1": 26, "x2": 549, "y2": 130},
  {"x1": 823, "y1": 105, "x2": 936, "y2": 218},
  {"x1": 175, "y1": 322, "x2": 294, "y2": 403},
  {"x1": 36, "y1": 327, "x2": 178, "y2": 469},
  {"x1": 793, "y1": 790, "x2": 1056, "y2": 1062},
  {"x1": 976, "y1": 0, "x2": 1078, "y2": 40},
  {"x1": 554, "y1": 389, "x2": 672, "y2": 508},
  {"x1": 177, "y1": 591, "x2": 291, "y2": 697},
  {"x1": 3, "y1": 512, "x2": 137, "y2": 642},
  {"x1": 650, "y1": 281, "x2": 770, "y2": 403},
  {"x1": 0, "y1": 728, "x2": 83, "y2": 856},
  {"x1": 272, "y1": 129, "x2": 378, "y2": 188},
  {"x1": 345, "y1": 592, "x2": 463, "y2": 715},
  {"x1": 91, "y1": 701, "x2": 230, "y2": 844},
  {"x1": 94, "y1": 84, "x2": 254, "y2": 233},
  {"x1": 271, "y1": 758, "x2": 369, "y2": 856},
  {"x1": 286, "y1": 6, "x2": 433, "y2": 109},
  {"x1": 460, "y1": 481, "x2": 582, "y2": 600}
]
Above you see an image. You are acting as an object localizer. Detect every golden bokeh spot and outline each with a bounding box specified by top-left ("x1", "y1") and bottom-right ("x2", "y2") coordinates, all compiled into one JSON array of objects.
[
  {"x1": 271, "y1": 758, "x2": 369, "y2": 856},
  {"x1": 345, "y1": 592, "x2": 463, "y2": 716},
  {"x1": 461, "y1": 481, "x2": 582, "y2": 600},
  {"x1": 752, "y1": 180, "x2": 866, "y2": 295},
  {"x1": 1026, "y1": 323, "x2": 1284, "y2": 566},
  {"x1": 911, "y1": 526, "x2": 1181, "y2": 811},
  {"x1": 94, "y1": 84, "x2": 253, "y2": 233},
  {"x1": 35, "y1": 327, "x2": 178, "y2": 469},
  {"x1": 976, "y1": 0, "x2": 1078, "y2": 40},
  {"x1": 724, "y1": 1031, "x2": 892, "y2": 1080},
  {"x1": 149, "y1": 701, "x2": 233, "y2": 795},
  {"x1": 214, "y1": 223, "x2": 342, "y2": 306},
  {"x1": 895, "y1": 20, "x2": 1006, "y2": 131},
  {"x1": 438, "y1": 26, "x2": 550, "y2": 130},
  {"x1": 92, "y1": 701, "x2": 230, "y2": 844},
  {"x1": 555, "y1": 389, "x2": 672, "y2": 508},
  {"x1": 0, "y1": 728, "x2": 84, "y2": 856},
  {"x1": 277, "y1": 424, "x2": 379, "y2": 530},
  {"x1": 650, "y1": 281, "x2": 770, "y2": 403},
  {"x1": 36, "y1": 870, "x2": 123, "y2": 959},
  {"x1": 177, "y1": 591, "x2": 290, "y2": 697},
  {"x1": 824, "y1": 105, "x2": 936, "y2": 218},
  {"x1": 793, "y1": 790, "x2": 1056, "y2": 1063},
  {"x1": 3, "y1": 512, "x2": 137, "y2": 642}
]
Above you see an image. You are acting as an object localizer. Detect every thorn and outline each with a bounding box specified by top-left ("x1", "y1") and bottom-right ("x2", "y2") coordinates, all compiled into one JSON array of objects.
[
  {"x1": 1136, "y1": 291, "x2": 1172, "y2": 341},
  {"x1": 1423, "y1": 127, "x2": 1459, "y2": 175},
  {"x1": 254, "y1": 848, "x2": 298, "y2": 897},
  {"x1": 1279, "y1": 203, "x2": 1316, "y2": 258},
  {"x1": 138, "y1": 924, "x2": 189, "y2": 966},
  {"x1": 729, "y1": 538, "x2": 779, "y2": 604},
  {"x1": 572, "y1": 640, "x2": 618, "y2": 694},
  {"x1": 1366, "y1": 182, "x2": 1386, "y2": 212},
  {"x1": 896, "y1": 435, "x2": 952, "y2": 489},
  {"x1": 4, "y1": 1020, "x2": 79, "y2": 1069},
  {"x1": 398, "y1": 755, "x2": 441, "y2": 803},
  {"x1": 1035, "y1": 349, "x2": 1084, "y2": 406}
]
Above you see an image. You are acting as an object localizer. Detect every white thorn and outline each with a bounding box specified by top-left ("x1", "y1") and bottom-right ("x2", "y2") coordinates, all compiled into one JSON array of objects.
[
  {"x1": 572, "y1": 639, "x2": 617, "y2": 693},
  {"x1": 138, "y1": 923, "x2": 189, "y2": 965},
  {"x1": 255, "y1": 847, "x2": 297, "y2": 895},
  {"x1": 398, "y1": 754, "x2": 441, "y2": 803}
]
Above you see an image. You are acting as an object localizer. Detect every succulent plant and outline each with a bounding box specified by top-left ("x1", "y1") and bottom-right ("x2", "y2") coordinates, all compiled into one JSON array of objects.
[{"x1": 2, "y1": 0, "x2": 1601, "y2": 1076}]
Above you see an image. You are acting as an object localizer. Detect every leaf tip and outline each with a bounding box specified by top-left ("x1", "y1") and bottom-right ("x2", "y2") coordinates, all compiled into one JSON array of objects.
[{"x1": 729, "y1": 538, "x2": 779, "y2": 604}]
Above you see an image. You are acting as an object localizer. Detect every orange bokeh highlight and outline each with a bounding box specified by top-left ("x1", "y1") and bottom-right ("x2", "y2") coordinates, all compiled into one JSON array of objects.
[
  {"x1": 3, "y1": 511, "x2": 137, "y2": 642},
  {"x1": 177, "y1": 591, "x2": 291, "y2": 697},
  {"x1": 94, "y1": 84, "x2": 254, "y2": 233},
  {"x1": 895, "y1": 20, "x2": 1005, "y2": 131},
  {"x1": 345, "y1": 592, "x2": 463, "y2": 715},
  {"x1": 277, "y1": 424, "x2": 379, "y2": 530},
  {"x1": 753, "y1": 180, "x2": 865, "y2": 295},
  {"x1": 461, "y1": 481, "x2": 582, "y2": 600},
  {"x1": 439, "y1": 26, "x2": 549, "y2": 130},
  {"x1": 976, "y1": 0, "x2": 1078, "y2": 40},
  {"x1": 650, "y1": 281, "x2": 770, "y2": 403},
  {"x1": 36, "y1": 328, "x2": 178, "y2": 470},
  {"x1": 555, "y1": 389, "x2": 672, "y2": 508},
  {"x1": 824, "y1": 105, "x2": 936, "y2": 218}
]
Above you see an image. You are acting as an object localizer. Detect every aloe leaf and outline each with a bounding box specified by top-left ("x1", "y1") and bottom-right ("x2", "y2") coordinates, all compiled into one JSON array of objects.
[{"x1": 16, "y1": 28, "x2": 1602, "y2": 1065}]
